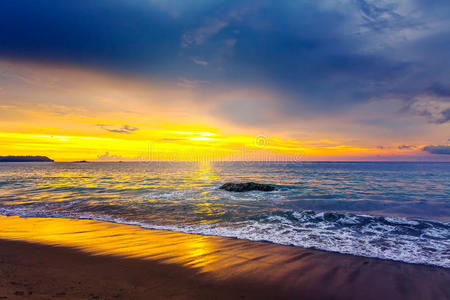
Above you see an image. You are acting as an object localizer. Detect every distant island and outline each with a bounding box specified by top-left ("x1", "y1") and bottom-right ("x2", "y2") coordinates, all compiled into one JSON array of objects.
[{"x1": 0, "y1": 156, "x2": 54, "y2": 162}]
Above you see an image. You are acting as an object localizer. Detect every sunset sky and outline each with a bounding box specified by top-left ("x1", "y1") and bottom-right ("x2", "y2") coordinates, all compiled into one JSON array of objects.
[{"x1": 0, "y1": 0, "x2": 449, "y2": 161}]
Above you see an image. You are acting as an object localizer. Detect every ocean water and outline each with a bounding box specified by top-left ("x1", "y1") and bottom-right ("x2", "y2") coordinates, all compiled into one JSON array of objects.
[{"x1": 0, "y1": 161, "x2": 449, "y2": 267}]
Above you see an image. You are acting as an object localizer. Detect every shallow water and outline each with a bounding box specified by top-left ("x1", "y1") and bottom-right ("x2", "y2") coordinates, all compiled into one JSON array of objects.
[{"x1": 0, "y1": 161, "x2": 449, "y2": 267}]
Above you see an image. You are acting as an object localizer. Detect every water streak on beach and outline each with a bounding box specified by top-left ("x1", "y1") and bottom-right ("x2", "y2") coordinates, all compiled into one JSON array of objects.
[{"x1": 0, "y1": 162, "x2": 449, "y2": 267}]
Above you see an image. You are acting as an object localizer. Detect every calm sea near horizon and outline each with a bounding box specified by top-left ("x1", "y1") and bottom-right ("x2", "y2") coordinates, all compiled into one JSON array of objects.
[{"x1": 0, "y1": 161, "x2": 449, "y2": 267}]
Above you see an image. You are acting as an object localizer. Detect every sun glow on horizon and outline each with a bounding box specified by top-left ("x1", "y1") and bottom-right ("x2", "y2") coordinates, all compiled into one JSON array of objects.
[
  {"x1": 177, "y1": 132, "x2": 216, "y2": 137},
  {"x1": 0, "y1": 129, "x2": 425, "y2": 162}
]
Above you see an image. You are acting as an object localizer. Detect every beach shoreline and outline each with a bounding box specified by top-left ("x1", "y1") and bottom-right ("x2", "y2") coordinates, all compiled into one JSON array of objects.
[{"x1": 0, "y1": 215, "x2": 448, "y2": 299}]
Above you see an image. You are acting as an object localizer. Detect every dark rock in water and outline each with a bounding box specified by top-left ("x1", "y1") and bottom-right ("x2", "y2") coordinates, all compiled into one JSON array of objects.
[{"x1": 219, "y1": 182, "x2": 275, "y2": 192}]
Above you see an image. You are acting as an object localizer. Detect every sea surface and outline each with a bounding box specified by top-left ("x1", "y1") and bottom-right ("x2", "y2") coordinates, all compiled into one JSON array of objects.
[{"x1": 0, "y1": 161, "x2": 449, "y2": 267}]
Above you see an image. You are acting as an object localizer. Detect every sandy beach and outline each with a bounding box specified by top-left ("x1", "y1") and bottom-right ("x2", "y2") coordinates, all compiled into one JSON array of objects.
[{"x1": 0, "y1": 216, "x2": 448, "y2": 299}]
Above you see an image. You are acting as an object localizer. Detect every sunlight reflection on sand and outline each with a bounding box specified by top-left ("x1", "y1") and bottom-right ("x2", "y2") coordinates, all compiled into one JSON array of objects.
[{"x1": 0, "y1": 215, "x2": 311, "y2": 282}]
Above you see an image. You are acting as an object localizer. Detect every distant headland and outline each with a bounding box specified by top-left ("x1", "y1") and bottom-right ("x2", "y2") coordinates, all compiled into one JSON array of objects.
[{"x1": 0, "y1": 156, "x2": 54, "y2": 162}]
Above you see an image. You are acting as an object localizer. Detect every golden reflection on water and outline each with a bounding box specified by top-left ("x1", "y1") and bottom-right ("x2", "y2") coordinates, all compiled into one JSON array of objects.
[
  {"x1": 186, "y1": 162, "x2": 224, "y2": 222},
  {"x1": 193, "y1": 161, "x2": 218, "y2": 183},
  {"x1": 0, "y1": 215, "x2": 310, "y2": 281}
]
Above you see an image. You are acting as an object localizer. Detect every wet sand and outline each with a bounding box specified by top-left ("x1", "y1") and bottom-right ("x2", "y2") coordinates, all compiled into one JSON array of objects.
[{"x1": 0, "y1": 216, "x2": 448, "y2": 299}]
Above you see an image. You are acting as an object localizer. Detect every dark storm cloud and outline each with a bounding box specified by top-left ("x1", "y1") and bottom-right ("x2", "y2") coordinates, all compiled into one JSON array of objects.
[
  {"x1": 1, "y1": 0, "x2": 449, "y2": 122},
  {"x1": 0, "y1": 0, "x2": 184, "y2": 73},
  {"x1": 436, "y1": 108, "x2": 450, "y2": 124},
  {"x1": 401, "y1": 96, "x2": 450, "y2": 124},
  {"x1": 422, "y1": 145, "x2": 450, "y2": 155},
  {"x1": 398, "y1": 145, "x2": 415, "y2": 150},
  {"x1": 425, "y1": 83, "x2": 450, "y2": 98},
  {"x1": 97, "y1": 124, "x2": 138, "y2": 134}
]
